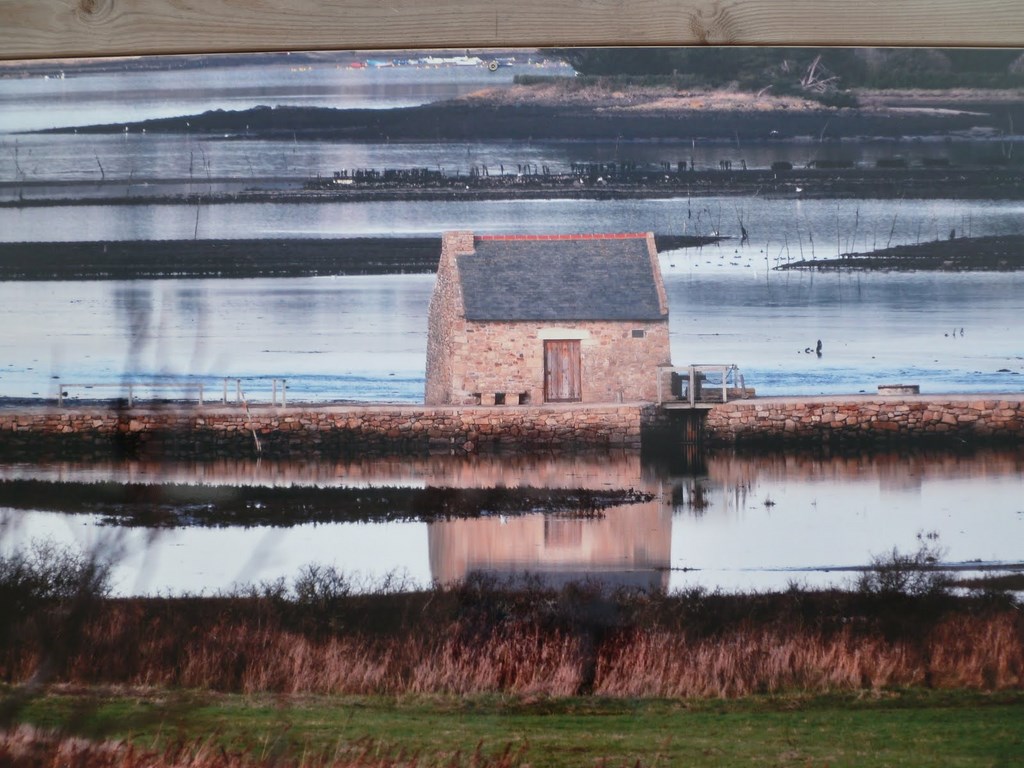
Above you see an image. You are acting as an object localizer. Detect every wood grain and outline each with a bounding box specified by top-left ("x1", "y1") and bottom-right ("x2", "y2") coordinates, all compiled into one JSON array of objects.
[{"x1": 0, "y1": 0, "x2": 1021, "y2": 62}]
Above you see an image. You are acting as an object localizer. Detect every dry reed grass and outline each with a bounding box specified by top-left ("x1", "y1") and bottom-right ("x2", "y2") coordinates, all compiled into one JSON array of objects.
[
  {"x1": 592, "y1": 621, "x2": 1019, "y2": 697},
  {"x1": 2, "y1": 591, "x2": 1021, "y2": 698}
]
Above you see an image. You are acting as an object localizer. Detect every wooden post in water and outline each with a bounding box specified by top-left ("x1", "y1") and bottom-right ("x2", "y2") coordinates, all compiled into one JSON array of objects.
[{"x1": 679, "y1": 409, "x2": 705, "y2": 445}]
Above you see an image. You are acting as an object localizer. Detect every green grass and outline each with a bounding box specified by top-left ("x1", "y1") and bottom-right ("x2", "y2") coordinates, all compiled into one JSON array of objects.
[{"x1": 11, "y1": 688, "x2": 1024, "y2": 767}]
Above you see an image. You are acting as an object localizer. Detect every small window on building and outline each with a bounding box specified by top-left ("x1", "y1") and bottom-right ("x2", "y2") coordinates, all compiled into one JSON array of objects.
[
  {"x1": 632, "y1": 329, "x2": 646, "y2": 339},
  {"x1": 518, "y1": 392, "x2": 530, "y2": 405},
  {"x1": 494, "y1": 392, "x2": 506, "y2": 405}
]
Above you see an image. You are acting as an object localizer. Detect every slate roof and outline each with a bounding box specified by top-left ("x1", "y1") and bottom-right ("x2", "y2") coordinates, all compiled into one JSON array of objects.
[{"x1": 458, "y1": 235, "x2": 666, "y2": 321}]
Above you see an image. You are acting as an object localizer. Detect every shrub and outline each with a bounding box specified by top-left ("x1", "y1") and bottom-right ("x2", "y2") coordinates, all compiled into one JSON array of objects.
[
  {"x1": 855, "y1": 532, "x2": 949, "y2": 598},
  {"x1": 0, "y1": 539, "x2": 112, "y2": 620},
  {"x1": 292, "y1": 563, "x2": 353, "y2": 608}
]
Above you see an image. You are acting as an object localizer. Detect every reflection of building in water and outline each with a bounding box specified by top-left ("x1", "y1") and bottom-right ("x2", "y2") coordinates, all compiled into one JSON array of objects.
[
  {"x1": 412, "y1": 445, "x2": 673, "y2": 590},
  {"x1": 428, "y1": 501, "x2": 672, "y2": 591},
  {"x1": 3, "y1": 451, "x2": 674, "y2": 592}
]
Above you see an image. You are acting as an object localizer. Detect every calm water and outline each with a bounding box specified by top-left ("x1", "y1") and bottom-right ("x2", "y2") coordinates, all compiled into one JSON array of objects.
[
  {"x1": 2, "y1": 450, "x2": 1022, "y2": 596},
  {"x1": 0, "y1": 54, "x2": 569, "y2": 133},
  {"x1": 4, "y1": 196, "x2": 1023, "y2": 246},
  {"x1": 1, "y1": 268, "x2": 1021, "y2": 402},
  {"x1": 1, "y1": 54, "x2": 1023, "y2": 596}
]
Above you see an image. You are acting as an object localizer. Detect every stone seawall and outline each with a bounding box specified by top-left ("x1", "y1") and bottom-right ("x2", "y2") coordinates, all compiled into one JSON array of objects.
[
  {"x1": 3, "y1": 395, "x2": 1022, "y2": 459},
  {"x1": 703, "y1": 395, "x2": 1024, "y2": 447},
  {"x1": 0, "y1": 403, "x2": 650, "y2": 459}
]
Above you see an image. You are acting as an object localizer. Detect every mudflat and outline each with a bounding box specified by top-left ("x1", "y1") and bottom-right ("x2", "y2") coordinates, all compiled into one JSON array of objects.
[
  {"x1": 0, "y1": 234, "x2": 718, "y2": 280},
  {"x1": 778, "y1": 233, "x2": 1024, "y2": 271}
]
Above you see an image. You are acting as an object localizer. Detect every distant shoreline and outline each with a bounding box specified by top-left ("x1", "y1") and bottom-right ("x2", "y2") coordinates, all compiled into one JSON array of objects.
[
  {"x1": 35, "y1": 86, "x2": 1024, "y2": 143},
  {"x1": 11, "y1": 86, "x2": 1023, "y2": 207}
]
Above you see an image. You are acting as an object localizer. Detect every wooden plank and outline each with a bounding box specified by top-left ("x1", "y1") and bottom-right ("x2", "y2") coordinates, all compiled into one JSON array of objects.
[
  {"x1": 567, "y1": 339, "x2": 581, "y2": 402},
  {"x1": 544, "y1": 339, "x2": 581, "y2": 403},
  {"x1": 0, "y1": 0, "x2": 1022, "y2": 62},
  {"x1": 544, "y1": 341, "x2": 563, "y2": 402}
]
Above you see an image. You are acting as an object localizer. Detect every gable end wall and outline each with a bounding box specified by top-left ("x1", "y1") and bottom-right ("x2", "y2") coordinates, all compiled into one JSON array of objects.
[{"x1": 425, "y1": 231, "x2": 475, "y2": 405}]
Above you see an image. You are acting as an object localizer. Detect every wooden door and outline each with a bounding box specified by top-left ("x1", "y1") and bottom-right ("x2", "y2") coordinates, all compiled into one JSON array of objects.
[{"x1": 544, "y1": 340, "x2": 581, "y2": 402}]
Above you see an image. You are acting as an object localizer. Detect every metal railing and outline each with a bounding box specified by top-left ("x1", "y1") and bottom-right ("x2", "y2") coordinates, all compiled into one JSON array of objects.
[
  {"x1": 55, "y1": 377, "x2": 288, "y2": 408},
  {"x1": 657, "y1": 364, "x2": 747, "y2": 406}
]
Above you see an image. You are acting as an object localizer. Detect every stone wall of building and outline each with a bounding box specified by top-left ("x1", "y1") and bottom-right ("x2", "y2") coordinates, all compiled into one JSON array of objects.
[
  {"x1": 0, "y1": 403, "x2": 651, "y2": 459},
  {"x1": 451, "y1": 319, "x2": 670, "y2": 406},
  {"x1": 703, "y1": 396, "x2": 1024, "y2": 446}
]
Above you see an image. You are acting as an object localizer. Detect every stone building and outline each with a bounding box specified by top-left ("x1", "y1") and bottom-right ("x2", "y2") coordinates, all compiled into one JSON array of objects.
[{"x1": 425, "y1": 231, "x2": 671, "y2": 406}]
